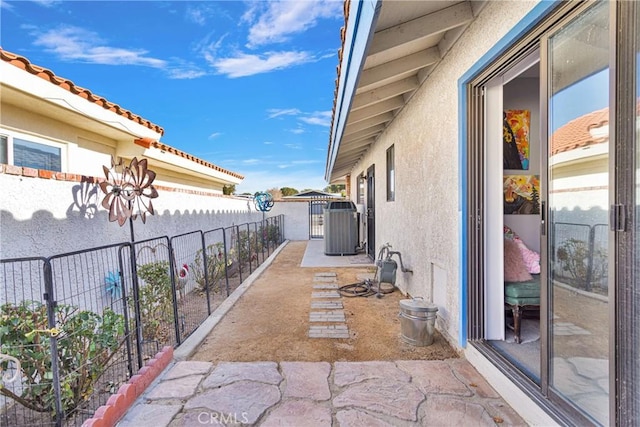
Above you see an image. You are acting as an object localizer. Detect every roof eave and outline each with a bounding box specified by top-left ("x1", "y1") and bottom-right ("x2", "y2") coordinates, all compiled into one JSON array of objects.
[{"x1": 325, "y1": 0, "x2": 382, "y2": 183}]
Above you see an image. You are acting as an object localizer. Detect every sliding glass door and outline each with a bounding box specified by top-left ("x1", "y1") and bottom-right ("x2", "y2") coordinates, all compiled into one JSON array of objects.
[{"x1": 545, "y1": 2, "x2": 610, "y2": 424}]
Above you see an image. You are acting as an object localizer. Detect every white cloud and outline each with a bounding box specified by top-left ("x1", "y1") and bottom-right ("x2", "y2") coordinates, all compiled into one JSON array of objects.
[
  {"x1": 292, "y1": 160, "x2": 321, "y2": 165},
  {"x1": 31, "y1": 0, "x2": 60, "y2": 7},
  {"x1": 32, "y1": 26, "x2": 167, "y2": 67},
  {"x1": 0, "y1": 1, "x2": 13, "y2": 10},
  {"x1": 167, "y1": 68, "x2": 207, "y2": 79},
  {"x1": 242, "y1": 159, "x2": 261, "y2": 165},
  {"x1": 285, "y1": 143, "x2": 302, "y2": 150},
  {"x1": 245, "y1": 0, "x2": 342, "y2": 47},
  {"x1": 264, "y1": 141, "x2": 274, "y2": 145},
  {"x1": 31, "y1": 26, "x2": 206, "y2": 80},
  {"x1": 300, "y1": 111, "x2": 332, "y2": 127},
  {"x1": 185, "y1": 5, "x2": 208, "y2": 25},
  {"x1": 210, "y1": 50, "x2": 313, "y2": 78},
  {"x1": 267, "y1": 108, "x2": 301, "y2": 119},
  {"x1": 289, "y1": 128, "x2": 305, "y2": 135},
  {"x1": 208, "y1": 132, "x2": 222, "y2": 140}
]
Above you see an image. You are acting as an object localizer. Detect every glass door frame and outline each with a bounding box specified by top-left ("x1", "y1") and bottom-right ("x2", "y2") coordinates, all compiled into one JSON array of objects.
[
  {"x1": 540, "y1": 2, "x2": 613, "y2": 424},
  {"x1": 462, "y1": 0, "x2": 640, "y2": 424}
]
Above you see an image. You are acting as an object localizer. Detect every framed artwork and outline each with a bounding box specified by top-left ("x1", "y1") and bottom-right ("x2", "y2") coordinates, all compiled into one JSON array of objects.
[
  {"x1": 504, "y1": 175, "x2": 540, "y2": 214},
  {"x1": 503, "y1": 110, "x2": 530, "y2": 170}
]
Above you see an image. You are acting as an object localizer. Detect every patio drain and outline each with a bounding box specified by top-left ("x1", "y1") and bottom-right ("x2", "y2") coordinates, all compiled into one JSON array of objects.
[{"x1": 308, "y1": 272, "x2": 350, "y2": 339}]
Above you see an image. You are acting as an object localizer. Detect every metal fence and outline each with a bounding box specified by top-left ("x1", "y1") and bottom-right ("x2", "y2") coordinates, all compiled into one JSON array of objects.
[
  {"x1": 551, "y1": 222, "x2": 608, "y2": 294},
  {"x1": 0, "y1": 215, "x2": 284, "y2": 427}
]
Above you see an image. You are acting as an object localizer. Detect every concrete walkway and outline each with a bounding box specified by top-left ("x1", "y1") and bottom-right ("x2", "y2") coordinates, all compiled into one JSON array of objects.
[
  {"x1": 116, "y1": 242, "x2": 527, "y2": 426},
  {"x1": 118, "y1": 359, "x2": 526, "y2": 426}
]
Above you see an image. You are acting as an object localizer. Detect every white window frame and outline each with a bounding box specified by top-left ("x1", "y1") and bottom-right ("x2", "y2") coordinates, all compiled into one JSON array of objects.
[
  {"x1": 0, "y1": 128, "x2": 67, "y2": 172},
  {"x1": 386, "y1": 144, "x2": 395, "y2": 201}
]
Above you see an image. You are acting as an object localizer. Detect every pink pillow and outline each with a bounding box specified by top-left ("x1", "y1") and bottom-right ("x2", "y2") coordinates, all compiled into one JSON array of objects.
[
  {"x1": 504, "y1": 238, "x2": 533, "y2": 282},
  {"x1": 515, "y1": 239, "x2": 540, "y2": 274}
]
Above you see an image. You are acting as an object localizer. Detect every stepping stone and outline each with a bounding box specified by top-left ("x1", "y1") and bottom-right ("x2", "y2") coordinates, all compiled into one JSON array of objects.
[
  {"x1": 314, "y1": 276, "x2": 338, "y2": 283},
  {"x1": 315, "y1": 272, "x2": 337, "y2": 278},
  {"x1": 310, "y1": 310, "x2": 346, "y2": 322},
  {"x1": 309, "y1": 325, "x2": 350, "y2": 339},
  {"x1": 312, "y1": 291, "x2": 341, "y2": 298},
  {"x1": 312, "y1": 301, "x2": 343, "y2": 309},
  {"x1": 313, "y1": 284, "x2": 339, "y2": 289}
]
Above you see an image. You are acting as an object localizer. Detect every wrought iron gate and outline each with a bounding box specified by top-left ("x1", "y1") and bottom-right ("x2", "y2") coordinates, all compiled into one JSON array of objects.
[{"x1": 309, "y1": 198, "x2": 328, "y2": 239}]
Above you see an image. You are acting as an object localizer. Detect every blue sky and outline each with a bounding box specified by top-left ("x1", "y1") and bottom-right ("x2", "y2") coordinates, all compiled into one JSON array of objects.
[{"x1": 1, "y1": 0, "x2": 344, "y2": 193}]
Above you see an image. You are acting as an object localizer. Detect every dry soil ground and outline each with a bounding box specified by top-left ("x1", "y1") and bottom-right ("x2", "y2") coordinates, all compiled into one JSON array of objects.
[{"x1": 191, "y1": 241, "x2": 458, "y2": 363}]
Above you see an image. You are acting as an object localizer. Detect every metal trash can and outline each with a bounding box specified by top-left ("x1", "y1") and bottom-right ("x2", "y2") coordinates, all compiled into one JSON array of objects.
[{"x1": 399, "y1": 299, "x2": 438, "y2": 346}]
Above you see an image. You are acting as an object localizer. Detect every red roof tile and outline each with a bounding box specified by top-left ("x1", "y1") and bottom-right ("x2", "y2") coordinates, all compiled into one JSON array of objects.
[
  {"x1": 0, "y1": 48, "x2": 165, "y2": 136},
  {"x1": 551, "y1": 107, "x2": 609, "y2": 155}
]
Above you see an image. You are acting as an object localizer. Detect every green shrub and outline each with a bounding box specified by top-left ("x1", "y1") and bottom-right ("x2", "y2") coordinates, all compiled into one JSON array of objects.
[
  {"x1": 0, "y1": 301, "x2": 124, "y2": 416},
  {"x1": 556, "y1": 238, "x2": 607, "y2": 288},
  {"x1": 191, "y1": 242, "x2": 230, "y2": 293},
  {"x1": 134, "y1": 261, "x2": 173, "y2": 343}
]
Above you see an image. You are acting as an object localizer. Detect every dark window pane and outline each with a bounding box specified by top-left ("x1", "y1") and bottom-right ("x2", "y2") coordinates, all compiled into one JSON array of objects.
[
  {"x1": 0, "y1": 135, "x2": 7, "y2": 164},
  {"x1": 13, "y1": 138, "x2": 61, "y2": 171}
]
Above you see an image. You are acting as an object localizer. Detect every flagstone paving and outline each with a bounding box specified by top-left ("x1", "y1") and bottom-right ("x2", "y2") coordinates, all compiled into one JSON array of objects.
[{"x1": 118, "y1": 360, "x2": 527, "y2": 426}]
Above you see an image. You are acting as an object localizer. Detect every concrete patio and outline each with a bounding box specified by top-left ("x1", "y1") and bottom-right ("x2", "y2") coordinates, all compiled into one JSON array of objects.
[{"x1": 116, "y1": 241, "x2": 527, "y2": 426}]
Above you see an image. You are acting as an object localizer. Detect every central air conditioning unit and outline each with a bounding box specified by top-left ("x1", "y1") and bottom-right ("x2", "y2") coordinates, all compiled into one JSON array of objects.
[{"x1": 324, "y1": 201, "x2": 358, "y2": 256}]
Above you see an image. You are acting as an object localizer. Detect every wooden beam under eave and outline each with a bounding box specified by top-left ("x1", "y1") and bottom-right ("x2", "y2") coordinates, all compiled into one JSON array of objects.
[
  {"x1": 342, "y1": 124, "x2": 386, "y2": 143},
  {"x1": 358, "y1": 48, "x2": 440, "y2": 91},
  {"x1": 347, "y1": 96, "x2": 405, "y2": 124},
  {"x1": 368, "y1": 2, "x2": 474, "y2": 57},
  {"x1": 344, "y1": 112, "x2": 393, "y2": 136},
  {"x1": 341, "y1": 138, "x2": 376, "y2": 155},
  {"x1": 335, "y1": 153, "x2": 366, "y2": 169},
  {"x1": 352, "y1": 77, "x2": 418, "y2": 110}
]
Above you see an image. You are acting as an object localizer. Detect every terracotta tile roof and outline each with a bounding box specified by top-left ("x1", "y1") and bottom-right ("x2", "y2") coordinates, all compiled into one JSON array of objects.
[
  {"x1": 327, "y1": 0, "x2": 350, "y2": 156},
  {"x1": 551, "y1": 107, "x2": 609, "y2": 155},
  {"x1": 134, "y1": 138, "x2": 244, "y2": 180},
  {"x1": 0, "y1": 47, "x2": 164, "y2": 136}
]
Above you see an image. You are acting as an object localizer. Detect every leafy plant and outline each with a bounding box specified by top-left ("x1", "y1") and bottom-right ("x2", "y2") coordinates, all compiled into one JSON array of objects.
[
  {"x1": 0, "y1": 301, "x2": 124, "y2": 416},
  {"x1": 191, "y1": 242, "x2": 230, "y2": 293},
  {"x1": 229, "y1": 230, "x2": 259, "y2": 272},
  {"x1": 134, "y1": 261, "x2": 173, "y2": 343},
  {"x1": 263, "y1": 224, "x2": 280, "y2": 246},
  {"x1": 556, "y1": 238, "x2": 607, "y2": 289}
]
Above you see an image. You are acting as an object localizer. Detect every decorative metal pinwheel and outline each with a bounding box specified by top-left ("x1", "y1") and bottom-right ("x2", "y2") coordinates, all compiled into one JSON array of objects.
[
  {"x1": 99, "y1": 156, "x2": 159, "y2": 238},
  {"x1": 253, "y1": 192, "x2": 274, "y2": 212}
]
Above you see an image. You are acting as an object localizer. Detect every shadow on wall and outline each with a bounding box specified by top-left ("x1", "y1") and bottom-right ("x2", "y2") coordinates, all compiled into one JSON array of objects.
[
  {"x1": 1, "y1": 182, "x2": 263, "y2": 259},
  {"x1": 66, "y1": 181, "x2": 100, "y2": 219},
  {"x1": 1, "y1": 207, "x2": 265, "y2": 259}
]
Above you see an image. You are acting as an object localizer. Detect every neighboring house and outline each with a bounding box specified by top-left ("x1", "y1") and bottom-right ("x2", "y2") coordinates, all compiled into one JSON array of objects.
[
  {"x1": 0, "y1": 48, "x2": 260, "y2": 258},
  {"x1": 327, "y1": 1, "x2": 638, "y2": 426},
  {"x1": 282, "y1": 190, "x2": 342, "y2": 199}
]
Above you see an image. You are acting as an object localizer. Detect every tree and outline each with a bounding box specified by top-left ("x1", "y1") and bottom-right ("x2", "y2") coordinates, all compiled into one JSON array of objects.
[
  {"x1": 324, "y1": 184, "x2": 345, "y2": 193},
  {"x1": 280, "y1": 187, "x2": 299, "y2": 197},
  {"x1": 222, "y1": 184, "x2": 236, "y2": 195},
  {"x1": 266, "y1": 187, "x2": 283, "y2": 200}
]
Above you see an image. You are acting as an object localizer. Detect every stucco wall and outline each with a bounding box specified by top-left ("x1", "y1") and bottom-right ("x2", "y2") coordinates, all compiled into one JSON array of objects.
[
  {"x1": 269, "y1": 200, "x2": 310, "y2": 241},
  {"x1": 347, "y1": 1, "x2": 539, "y2": 345},
  {"x1": 0, "y1": 173, "x2": 265, "y2": 259}
]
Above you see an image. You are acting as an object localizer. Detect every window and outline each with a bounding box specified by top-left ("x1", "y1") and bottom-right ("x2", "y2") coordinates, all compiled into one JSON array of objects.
[
  {"x1": 0, "y1": 132, "x2": 63, "y2": 171},
  {"x1": 357, "y1": 173, "x2": 365, "y2": 204},
  {"x1": 386, "y1": 145, "x2": 395, "y2": 201},
  {"x1": 0, "y1": 135, "x2": 7, "y2": 165}
]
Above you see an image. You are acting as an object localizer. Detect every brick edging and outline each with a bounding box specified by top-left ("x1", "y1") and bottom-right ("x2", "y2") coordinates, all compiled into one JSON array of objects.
[
  {"x1": 81, "y1": 346, "x2": 174, "y2": 427},
  {"x1": 0, "y1": 164, "x2": 246, "y2": 198}
]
